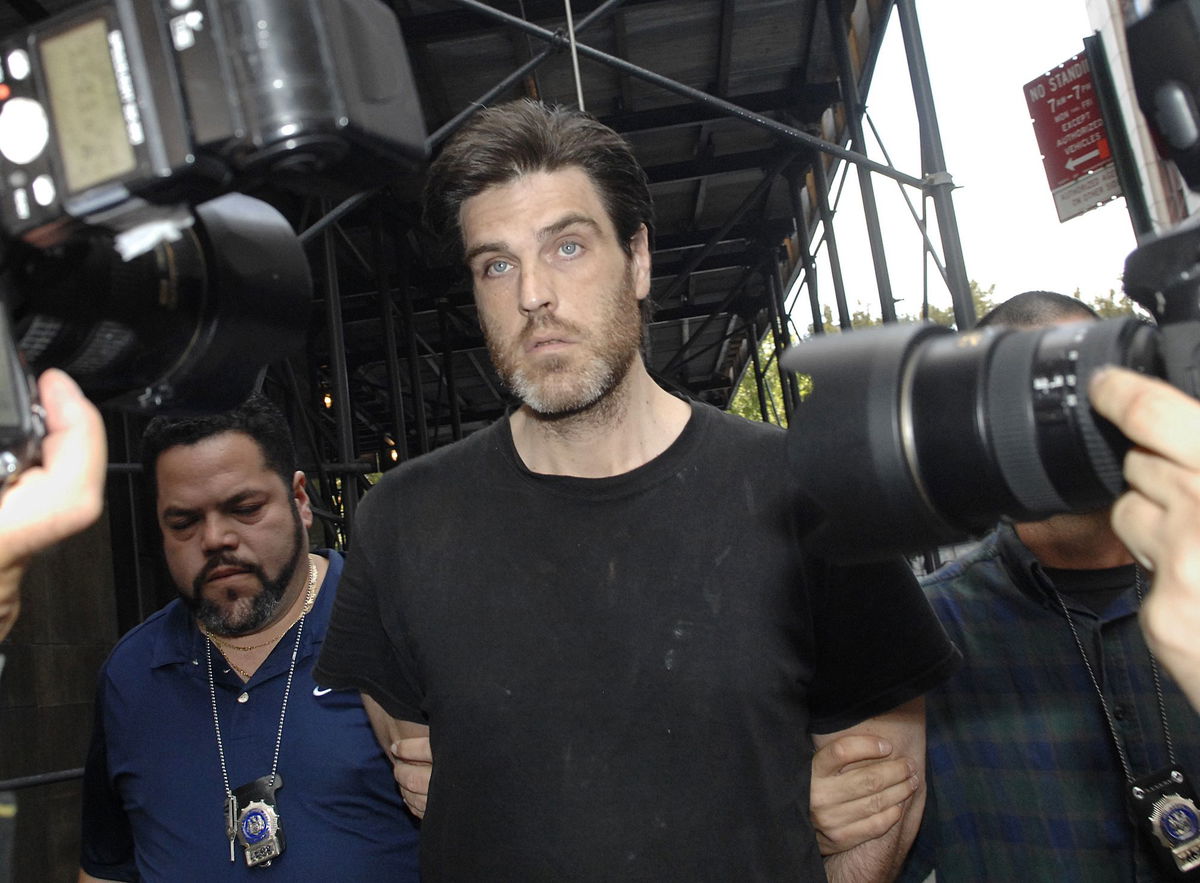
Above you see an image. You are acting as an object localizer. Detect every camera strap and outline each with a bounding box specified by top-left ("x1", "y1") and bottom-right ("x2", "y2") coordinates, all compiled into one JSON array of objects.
[{"x1": 1052, "y1": 569, "x2": 1200, "y2": 878}]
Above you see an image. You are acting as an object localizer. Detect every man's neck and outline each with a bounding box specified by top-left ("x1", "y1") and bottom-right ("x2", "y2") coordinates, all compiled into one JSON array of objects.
[
  {"x1": 509, "y1": 362, "x2": 692, "y2": 478},
  {"x1": 1014, "y1": 510, "x2": 1134, "y2": 570}
]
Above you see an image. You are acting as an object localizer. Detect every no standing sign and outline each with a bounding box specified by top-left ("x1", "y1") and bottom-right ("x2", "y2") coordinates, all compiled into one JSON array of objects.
[{"x1": 1025, "y1": 53, "x2": 1122, "y2": 222}]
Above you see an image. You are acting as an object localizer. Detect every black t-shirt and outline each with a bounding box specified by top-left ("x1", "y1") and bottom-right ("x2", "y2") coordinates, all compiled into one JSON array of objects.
[{"x1": 317, "y1": 401, "x2": 957, "y2": 881}]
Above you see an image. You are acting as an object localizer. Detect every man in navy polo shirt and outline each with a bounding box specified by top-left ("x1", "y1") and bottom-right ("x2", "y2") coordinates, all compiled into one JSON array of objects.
[{"x1": 78, "y1": 395, "x2": 419, "y2": 882}]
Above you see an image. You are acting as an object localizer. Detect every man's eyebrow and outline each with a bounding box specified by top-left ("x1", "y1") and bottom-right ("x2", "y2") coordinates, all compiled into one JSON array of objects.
[
  {"x1": 160, "y1": 504, "x2": 197, "y2": 520},
  {"x1": 463, "y1": 214, "x2": 603, "y2": 266},
  {"x1": 538, "y1": 213, "x2": 601, "y2": 241},
  {"x1": 221, "y1": 490, "x2": 264, "y2": 508},
  {"x1": 465, "y1": 240, "x2": 507, "y2": 266},
  {"x1": 160, "y1": 490, "x2": 263, "y2": 519}
]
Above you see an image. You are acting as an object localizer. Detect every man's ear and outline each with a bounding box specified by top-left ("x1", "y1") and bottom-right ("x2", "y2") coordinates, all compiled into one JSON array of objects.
[
  {"x1": 292, "y1": 471, "x2": 313, "y2": 529},
  {"x1": 630, "y1": 225, "x2": 652, "y2": 301}
]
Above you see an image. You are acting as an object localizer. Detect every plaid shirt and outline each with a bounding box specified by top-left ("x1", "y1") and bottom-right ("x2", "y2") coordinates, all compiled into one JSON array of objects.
[{"x1": 900, "y1": 524, "x2": 1200, "y2": 883}]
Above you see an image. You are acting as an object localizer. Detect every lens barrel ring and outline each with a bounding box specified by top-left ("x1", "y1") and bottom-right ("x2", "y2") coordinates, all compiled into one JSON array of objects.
[{"x1": 985, "y1": 329, "x2": 1070, "y2": 517}]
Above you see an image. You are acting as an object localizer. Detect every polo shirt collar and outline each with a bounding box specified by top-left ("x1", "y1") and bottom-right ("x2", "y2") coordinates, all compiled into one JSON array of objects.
[{"x1": 993, "y1": 522, "x2": 1138, "y2": 622}]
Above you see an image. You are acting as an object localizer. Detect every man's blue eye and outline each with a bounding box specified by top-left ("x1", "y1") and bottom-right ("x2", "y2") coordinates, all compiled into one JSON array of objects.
[
  {"x1": 560, "y1": 242, "x2": 578, "y2": 256},
  {"x1": 487, "y1": 260, "x2": 510, "y2": 276}
]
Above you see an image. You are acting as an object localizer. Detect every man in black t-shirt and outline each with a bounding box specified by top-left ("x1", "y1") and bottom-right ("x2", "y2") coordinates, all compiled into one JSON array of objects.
[{"x1": 315, "y1": 99, "x2": 958, "y2": 882}]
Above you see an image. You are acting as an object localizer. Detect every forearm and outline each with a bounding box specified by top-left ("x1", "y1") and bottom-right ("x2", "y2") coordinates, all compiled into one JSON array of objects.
[
  {"x1": 360, "y1": 692, "x2": 428, "y2": 754},
  {"x1": 822, "y1": 784, "x2": 924, "y2": 883},
  {"x1": 360, "y1": 692, "x2": 432, "y2": 818},
  {"x1": 815, "y1": 697, "x2": 927, "y2": 883}
]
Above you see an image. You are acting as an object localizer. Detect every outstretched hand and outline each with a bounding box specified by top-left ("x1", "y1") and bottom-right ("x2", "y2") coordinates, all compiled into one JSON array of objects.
[{"x1": 0, "y1": 369, "x2": 106, "y2": 641}]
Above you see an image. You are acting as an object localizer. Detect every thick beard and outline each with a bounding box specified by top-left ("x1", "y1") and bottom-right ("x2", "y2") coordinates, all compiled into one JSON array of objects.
[
  {"x1": 484, "y1": 261, "x2": 643, "y2": 419},
  {"x1": 183, "y1": 503, "x2": 306, "y2": 638}
]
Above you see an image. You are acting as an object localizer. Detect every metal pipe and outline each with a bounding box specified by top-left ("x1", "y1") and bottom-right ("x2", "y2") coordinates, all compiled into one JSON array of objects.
[
  {"x1": 656, "y1": 150, "x2": 795, "y2": 307},
  {"x1": 115, "y1": 414, "x2": 150, "y2": 627},
  {"x1": 426, "y1": 0, "x2": 631, "y2": 150},
  {"x1": 746, "y1": 315, "x2": 771, "y2": 423},
  {"x1": 299, "y1": 190, "x2": 374, "y2": 246},
  {"x1": 809, "y1": 154, "x2": 852, "y2": 330},
  {"x1": 437, "y1": 298, "x2": 463, "y2": 440},
  {"x1": 661, "y1": 264, "x2": 756, "y2": 377},
  {"x1": 785, "y1": 163, "x2": 823, "y2": 335},
  {"x1": 826, "y1": 0, "x2": 896, "y2": 322},
  {"x1": 322, "y1": 205, "x2": 358, "y2": 530},
  {"x1": 372, "y1": 208, "x2": 409, "y2": 464},
  {"x1": 442, "y1": 0, "x2": 924, "y2": 188},
  {"x1": 398, "y1": 234, "x2": 431, "y2": 454},
  {"x1": 862, "y1": 111, "x2": 950, "y2": 287},
  {"x1": 280, "y1": 361, "x2": 336, "y2": 525},
  {"x1": 896, "y1": 0, "x2": 974, "y2": 328},
  {"x1": 763, "y1": 255, "x2": 799, "y2": 419},
  {"x1": 0, "y1": 768, "x2": 83, "y2": 791},
  {"x1": 1084, "y1": 32, "x2": 1154, "y2": 243}
]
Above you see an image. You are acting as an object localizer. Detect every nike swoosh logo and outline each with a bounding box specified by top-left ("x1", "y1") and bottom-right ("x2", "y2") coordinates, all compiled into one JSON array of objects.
[{"x1": 312, "y1": 686, "x2": 332, "y2": 696}]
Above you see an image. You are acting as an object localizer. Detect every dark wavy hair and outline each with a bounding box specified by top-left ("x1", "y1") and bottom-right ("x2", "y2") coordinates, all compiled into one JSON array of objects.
[
  {"x1": 423, "y1": 99, "x2": 654, "y2": 260},
  {"x1": 140, "y1": 394, "x2": 297, "y2": 502}
]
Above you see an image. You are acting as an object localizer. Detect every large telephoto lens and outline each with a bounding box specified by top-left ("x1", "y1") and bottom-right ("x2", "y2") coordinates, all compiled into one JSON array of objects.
[
  {"x1": 6, "y1": 193, "x2": 311, "y2": 414},
  {"x1": 779, "y1": 317, "x2": 1161, "y2": 562}
]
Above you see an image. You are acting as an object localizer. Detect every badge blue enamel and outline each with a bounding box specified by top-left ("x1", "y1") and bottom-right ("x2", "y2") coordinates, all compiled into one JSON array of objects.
[
  {"x1": 236, "y1": 799, "x2": 284, "y2": 867},
  {"x1": 1150, "y1": 793, "x2": 1200, "y2": 873}
]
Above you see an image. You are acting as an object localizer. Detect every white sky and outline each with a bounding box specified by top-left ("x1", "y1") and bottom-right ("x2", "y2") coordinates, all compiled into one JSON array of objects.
[{"x1": 801, "y1": 0, "x2": 1139, "y2": 327}]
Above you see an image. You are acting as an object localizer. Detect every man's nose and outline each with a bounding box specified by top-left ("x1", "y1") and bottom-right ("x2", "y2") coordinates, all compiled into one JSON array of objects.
[
  {"x1": 200, "y1": 516, "x2": 237, "y2": 554},
  {"x1": 518, "y1": 264, "x2": 557, "y2": 315}
]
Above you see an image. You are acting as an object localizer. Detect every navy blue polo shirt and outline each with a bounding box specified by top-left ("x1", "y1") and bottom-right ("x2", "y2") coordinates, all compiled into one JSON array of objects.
[{"x1": 81, "y1": 550, "x2": 420, "y2": 881}]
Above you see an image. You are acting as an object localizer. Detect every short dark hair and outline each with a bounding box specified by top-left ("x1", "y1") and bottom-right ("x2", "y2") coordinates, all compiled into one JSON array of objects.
[
  {"x1": 977, "y1": 290, "x2": 1100, "y2": 329},
  {"x1": 423, "y1": 99, "x2": 655, "y2": 260},
  {"x1": 141, "y1": 394, "x2": 298, "y2": 502}
]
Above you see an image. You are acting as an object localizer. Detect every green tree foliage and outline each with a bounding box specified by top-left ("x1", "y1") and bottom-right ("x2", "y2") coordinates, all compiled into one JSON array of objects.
[
  {"x1": 1086, "y1": 288, "x2": 1138, "y2": 319},
  {"x1": 803, "y1": 281, "x2": 997, "y2": 334},
  {"x1": 921, "y1": 281, "x2": 997, "y2": 329},
  {"x1": 728, "y1": 336, "x2": 793, "y2": 427}
]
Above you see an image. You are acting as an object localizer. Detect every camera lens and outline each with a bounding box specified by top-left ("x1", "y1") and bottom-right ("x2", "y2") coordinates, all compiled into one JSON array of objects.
[
  {"x1": 780, "y1": 317, "x2": 1161, "y2": 562},
  {"x1": 7, "y1": 193, "x2": 311, "y2": 414}
]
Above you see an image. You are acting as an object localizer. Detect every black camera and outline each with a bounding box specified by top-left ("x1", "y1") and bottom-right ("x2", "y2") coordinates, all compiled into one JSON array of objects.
[
  {"x1": 0, "y1": 304, "x2": 41, "y2": 496},
  {"x1": 0, "y1": 0, "x2": 425, "y2": 246},
  {"x1": 779, "y1": 308, "x2": 1167, "y2": 562},
  {"x1": 780, "y1": 0, "x2": 1200, "y2": 563},
  {"x1": 0, "y1": 0, "x2": 427, "y2": 487},
  {"x1": 779, "y1": 217, "x2": 1200, "y2": 565}
]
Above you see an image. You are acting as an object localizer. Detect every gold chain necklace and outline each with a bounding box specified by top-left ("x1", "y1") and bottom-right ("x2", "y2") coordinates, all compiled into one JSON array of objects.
[{"x1": 201, "y1": 557, "x2": 318, "y2": 681}]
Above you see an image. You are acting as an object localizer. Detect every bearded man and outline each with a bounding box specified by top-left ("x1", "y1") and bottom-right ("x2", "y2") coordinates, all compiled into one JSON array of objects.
[
  {"x1": 315, "y1": 99, "x2": 958, "y2": 882},
  {"x1": 78, "y1": 395, "x2": 419, "y2": 882}
]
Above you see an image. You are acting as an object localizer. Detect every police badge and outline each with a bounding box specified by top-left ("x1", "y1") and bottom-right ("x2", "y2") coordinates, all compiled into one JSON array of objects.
[
  {"x1": 231, "y1": 773, "x2": 287, "y2": 868},
  {"x1": 1129, "y1": 768, "x2": 1200, "y2": 878}
]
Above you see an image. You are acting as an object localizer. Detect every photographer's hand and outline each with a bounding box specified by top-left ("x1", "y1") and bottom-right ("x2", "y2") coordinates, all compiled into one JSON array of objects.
[
  {"x1": 0, "y1": 369, "x2": 106, "y2": 641},
  {"x1": 1091, "y1": 366, "x2": 1200, "y2": 711}
]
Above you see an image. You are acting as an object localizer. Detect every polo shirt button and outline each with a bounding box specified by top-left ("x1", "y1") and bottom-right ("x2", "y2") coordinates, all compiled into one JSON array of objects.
[
  {"x1": 238, "y1": 692, "x2": 249, "y2": 703},
  {"x1": 1113, "y1": 704, "x2": 1129, "y2": 721}
]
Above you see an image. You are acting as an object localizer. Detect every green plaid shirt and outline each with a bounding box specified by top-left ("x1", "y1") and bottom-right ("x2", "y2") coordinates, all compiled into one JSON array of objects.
[{"x1": 900, "y1": 524, "x2": 1200, "y2": 883}]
